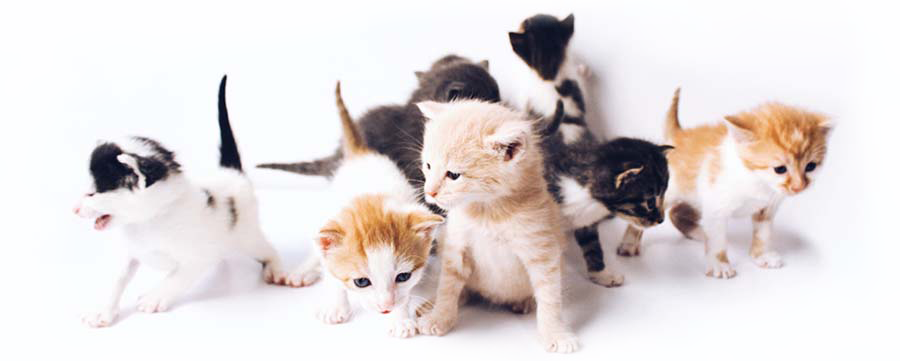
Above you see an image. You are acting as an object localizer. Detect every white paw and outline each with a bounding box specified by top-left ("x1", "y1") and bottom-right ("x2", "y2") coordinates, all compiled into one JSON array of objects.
[
  {"x1": 81, "y1": 309, "x2": 117, "y2": 328},
  {"x1": 136, "y1": 293, "x2": 172, "y2": 313},
  {"x1": 616, "y1": 242, "x2": 640, "y2": 257},
  {"x1": 286, "y1": 268, "x2": 321, "y2": 288},
  {"x1": 752, "y1": 251, "x2": 784, "y2": 269},
  {"x1": 576, "y1": 63, "x2": 592, "y2": 79},
  {"x1": 508, "y1": 298, "x2": 536, "y2": 315},
  {"x1": 588, "y1": 269, "x2": 625, "y2": 288},
  {"x1": 542, "y1": 331, "x2": 580, "y2": 353},
  {"x1": 416, "y1": 313, "x2": 455, "y2": 336},
  {"x1": 388, "y1": 318, "x2": 418, "y2": 338},
  {"x1": 316, "y1": 305, "x2": 351, "y2": 324},
  {"x1": 263, "y1": 262, "x2": 288, "y2": 286},
  {"x1": 705, "y1": 260, "x2": 737, "y2": 279}
]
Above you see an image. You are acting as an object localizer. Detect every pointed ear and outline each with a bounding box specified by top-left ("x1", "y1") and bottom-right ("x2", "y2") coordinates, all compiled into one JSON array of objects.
[
  {"x1": 486, "y1": 122, "x2": 530, "y2": 162},
  {"x1": 409, "y1": 212, "x2": 444, "y2": 241},
  {"x1": 615, "y1": 166, "x2": 644, "y2": 189},
  {"x1": 477, "y1": 59, "x2": 489, "y2": 70},
  {"x1": 817, "y1": 116, "x2": 833, "y2": 137},
  {"x1": 116, "y1": 153, "x2": 147, "y2": 189},
  {"x1": 658, "y1": 145, "x2": 675, "y2": 155},
  {"x1": 317, "y1": 221, "x2": 343, "y2": 253},
  {"x1": 724, "y1": 115, "x2": 756, "y2": 143},
  {"x1": 508, "y1": 32, "x2": 529, "y2": 61},
  {"x1": 414, "y1": 71, "x2": 426, "y2": 83},
  {"x1": 416, "y1": 101, "x2": 450, "y2": 120},
  {"x1": 561, "y1": 14, "x2": 575, "y2": 38}
]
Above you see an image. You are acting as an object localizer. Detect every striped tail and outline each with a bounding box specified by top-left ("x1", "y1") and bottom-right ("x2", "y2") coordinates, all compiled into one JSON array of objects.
[
  {"x1": 256, "y1": 151, "x2": 342, "y2": 178},
  {"x1": 335, "y1": 82, "x2": 368, "y2": 157}
]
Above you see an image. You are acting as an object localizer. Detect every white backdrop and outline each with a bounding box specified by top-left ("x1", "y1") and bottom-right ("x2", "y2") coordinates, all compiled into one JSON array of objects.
[{"x1": 1, "y1": 0, "x2": 896, "y2": 360}]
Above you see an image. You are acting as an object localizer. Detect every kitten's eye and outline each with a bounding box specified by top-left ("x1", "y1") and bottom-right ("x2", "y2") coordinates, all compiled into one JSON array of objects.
[
  {"x1": 773, "y1": 166, "x2": 788, "y2": 174},
  {"x1": 86, "y1": 192, "x2": 96, "y2": 197},
  {"x1": 805, "y1": 162, "x2": 817, "y2": 172},
  {"x1": 426, "y1": 163, "x2": 431, "y2": 170},
  {"x1": 395, "y1": 272, "x2": 411, "y2": 283},
  {"x1": 353, "y1": 278, "x2": 371, "y2": 288},
  {"x1": 446, "y1": 171, "x2": 460, "y2": 180}
]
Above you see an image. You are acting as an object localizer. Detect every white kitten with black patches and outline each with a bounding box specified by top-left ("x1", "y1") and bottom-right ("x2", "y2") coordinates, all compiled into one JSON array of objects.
[{"x1": 75, "y1": 76, "x2": 287, "y2": 327}]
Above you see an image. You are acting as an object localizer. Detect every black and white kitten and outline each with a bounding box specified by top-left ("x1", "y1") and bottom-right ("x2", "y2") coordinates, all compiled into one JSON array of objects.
[
  {"x1": 257, "y1": 55, "x2": 501, "y2": 202},
  {"x1": 510, "y1": 14, "x2": 673, "y2": 287}
]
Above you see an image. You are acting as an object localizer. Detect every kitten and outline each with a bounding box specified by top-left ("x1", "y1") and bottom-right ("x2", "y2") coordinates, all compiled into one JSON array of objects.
[
  {"x1": 511, "y1": 13, "x2": 673, "y2": 286},
  {"x1": 619, "y1": 88, "x2": 831, "y2": 278},
  {"x1": 415, "y1": 100, "x2": 579, "y2": 353},
  {"x1": 289, "y1": 83, "x2": 443, "y2": 338},
  {"x1": 75, "y1": 76, "x2": 287, "y2": 327},
  {"x1": 257, "y1": 54, "x2": 500, "y2": 191}
]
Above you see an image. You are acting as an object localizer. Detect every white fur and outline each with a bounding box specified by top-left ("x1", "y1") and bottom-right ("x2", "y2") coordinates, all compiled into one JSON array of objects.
[{"x1": 557, "y1": 176, "x2": 612, "y2": 229}]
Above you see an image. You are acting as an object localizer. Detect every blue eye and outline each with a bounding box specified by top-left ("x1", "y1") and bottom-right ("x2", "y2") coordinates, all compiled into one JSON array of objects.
[
  {"x1": 805, "y1": 162, "x2": 817, "y2": 172},
  {"x1": 446, "y1": 171, "x2": 460, "y2": 180},
  {"x1": 353, "y1": 278, "x2": 371, "y2": 288},
  {"x1": 774, "y1": 166, "x2": 787, "y2": 174},
  {"x1": 395, "y1": 272, "x2": 411, "y2": 283}
]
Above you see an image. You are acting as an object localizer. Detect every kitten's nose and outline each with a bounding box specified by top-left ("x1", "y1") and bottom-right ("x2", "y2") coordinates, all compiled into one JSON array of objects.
[{"x1": 427, "y1": 191, "x2": 437, "y2": 198}]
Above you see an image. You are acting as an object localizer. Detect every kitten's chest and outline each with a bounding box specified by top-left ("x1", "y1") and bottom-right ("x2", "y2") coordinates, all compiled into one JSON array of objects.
[{"x1": 555, "y1": 176, "x2": 610, "y2": 229}]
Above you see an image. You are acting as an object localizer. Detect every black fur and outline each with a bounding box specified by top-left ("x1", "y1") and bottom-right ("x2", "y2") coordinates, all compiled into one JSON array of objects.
[
  {"x1": 89, "y1": 138, "x2": 181, "y2": 193},
  {"x1": 218, "y1": 75, "x2": 243, "y2": 171},
  {"x1": 204, "y1": 189, "x2": 216, "y2": 208},
  {"x1": 556, "y1": 79, "x2": 586, "y2": 114},
  {"x1": 575, "y1": 222, "x2": 606, "y2": 272},
  {"x1": 509, "y1": 14, "x2": 574, "y2": 81},
  {"x1": 410, "y1": 55, "x2": 499, "y2": 104}
]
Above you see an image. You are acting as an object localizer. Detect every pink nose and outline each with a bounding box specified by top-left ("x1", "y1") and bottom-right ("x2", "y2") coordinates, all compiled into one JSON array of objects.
[
  {"x1": 73, "y1": 207, "x2": 80, "y2": 215},
  {"x1": 380, "y1": 310, "x2": 391, "y2": 314},
  {"x1": 427, "y1": 191, "x2": 437, "y2": 198}
]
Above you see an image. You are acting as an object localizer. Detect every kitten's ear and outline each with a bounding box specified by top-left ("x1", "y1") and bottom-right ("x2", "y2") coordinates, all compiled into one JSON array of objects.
[
  {"x1": 658, "y1": 145, "x2": 675, "y2": 155},
  {"x1": 416, "y1": 101, "x2": 450, "y2": 120},
  {"x1": 724, "y1": 115, "x2": 756, "y2": 143},
  {"x1": 415, "y1": 71, "x2": 426, "y2": 83},
  {"x1": 509, "y1": 32, "x2": 530, "y2": 61},
  {"x1": 445, "y1": 81, "x2": 466, "y2": 101},
  {"x1": 409, "y1": 211, "x2": 444, "y2": 241},
  {"x1": 561, "y1": 14, "x2": 575, "y2": 39},
  {"x1": 477, "y1": 59, "x2": 489, "y2": 70},
  {"x1": 317, "y1": 221, "x2": 344, "y2": 252},
  {"x1": 817, "y1": 116, "x2": 833, "y2": 137},
  {"x1": 615, "y1": 166, "x2": 644, "y2": 189},
  {"x1": 116, "y1": 153, "x2": 147, "y2": 189},
  {"x1": 486, "y1": 122, "x2": 530, "y2": 162}
]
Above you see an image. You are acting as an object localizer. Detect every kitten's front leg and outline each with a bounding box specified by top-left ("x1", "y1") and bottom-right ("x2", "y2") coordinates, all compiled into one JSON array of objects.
[
  {"x1": 137, "y1": 261, "x2": 213, "y2": 313},
  {"x1": 316, "y1": 279, "x2": 351, "y2": 324},
  {"x1": 703, "y1": 218, "x2": 736, "y2": 279},
  {"x1": 575, "y1": 223, "x2": 624, "y2": 287},
  {"x1": 750, "y1": 208, "x2": 783, "y2": 268},
  {"x1": 518, "y1": 246, "x2": 579, "y2": 353},
  {"x1": 387, "y1": 301, "x2": 417, "y2": 338},
  {"x1": 417, "y1": 244, "x2": 469, "y2": 336},
  {"x1": 82, "y1": 258, "x2": 139, "y2": 328},
  {"x1": 287, "y1": 254, "x2": 321, "y2": 288},
  {"x1": 616, "y1": 225, "x2": 643, "y2": 257}
]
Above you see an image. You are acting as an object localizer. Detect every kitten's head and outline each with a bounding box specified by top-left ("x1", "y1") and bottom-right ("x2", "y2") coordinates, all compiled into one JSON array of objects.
[
  {"x1": 508, "y1": 14, "x2": 575, "y2": 81},
  {"x1": 418, "y1": 100, "x2": 540, "y2": 209},
  {"x1": 318, "y1": 195, "x2": 443, "y2": 314},
  {"x1": 592, "y1": 138, "x2": 673, "y2": 228},
  {"x1": 74, "y1": 137, "x2": 181, "y2": 230},
  {"x1": 410, "y1": 55, "x2": 500, "y2": 104},
  {"x1": 724, "y1": 103, "x2": 831, "y2": 195}
]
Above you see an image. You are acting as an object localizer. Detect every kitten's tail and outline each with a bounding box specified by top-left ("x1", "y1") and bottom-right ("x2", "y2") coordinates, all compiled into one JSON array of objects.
[
  {"x1": 664, "y1": 87, "x2": 682, "y2": 140},
  {"x1": 256, "y1": 151, "x2": 341, "y2": 178},
  {"x1": 335, "y1": 81, "x2": 369, "y2": 157},
  {"x1": 218, "y1": 75, "x2": 243, "y2": 172}
]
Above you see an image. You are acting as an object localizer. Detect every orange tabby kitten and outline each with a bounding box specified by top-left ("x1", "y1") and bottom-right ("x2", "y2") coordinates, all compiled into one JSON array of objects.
[{"x1": 619, "y1": 89, "x2": 831, "y2": 278}]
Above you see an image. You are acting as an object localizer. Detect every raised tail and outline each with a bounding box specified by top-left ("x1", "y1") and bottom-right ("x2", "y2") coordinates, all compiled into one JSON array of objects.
[
  {"x1": 256, "y1": 151, "x2": 342, "y2": 178},
  {"x1": 664, "y1": 87, "x2": 682, "y2": 140},
  {"x1": 218, "y1": 75, "x2": 243, "y2": 171},
  {"x1": 335, "y1": 82, "x2": 368, "y2": 157}
]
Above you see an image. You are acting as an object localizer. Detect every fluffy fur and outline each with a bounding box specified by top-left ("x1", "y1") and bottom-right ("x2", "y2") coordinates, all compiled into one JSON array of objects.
[
  {"x1": 75, "y1": 76, "x2": 287, "y2": 327},
  {"x1": 415, "y1": 100, "x2": 579, "y2": 353},
  {"x1": 619, "y1": 88, "x2": 831, "y2": 278},
  {"x1": 289, "y1": 83, "x2": 443, "y2": 338}
]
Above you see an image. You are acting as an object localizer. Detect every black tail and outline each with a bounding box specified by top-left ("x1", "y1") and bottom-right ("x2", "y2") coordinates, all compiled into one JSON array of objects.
[
  {"x1": 256, "y1": 151, "x2": 342, "y2": 178},
  {"x1": 218, "y1": 75, "x2": 242, "y2": 171},
  {"x1": 540, "y1": 100, "x2": 565, "y2": 136}
]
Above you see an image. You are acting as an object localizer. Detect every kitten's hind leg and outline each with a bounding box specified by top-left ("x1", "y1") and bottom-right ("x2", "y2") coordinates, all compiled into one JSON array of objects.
[
  {"x1": 617, "y1": 225, "x2": 644, "y2": 257},
  {"x1": 240, "y1": 231, "x2": 288, "y2": 285},
  {"x1": 286, "y1": 254, "x2": 321, "y2": 288},
  {"x1": 575, "y1": 223, "x2": 624, "y2": 287}
]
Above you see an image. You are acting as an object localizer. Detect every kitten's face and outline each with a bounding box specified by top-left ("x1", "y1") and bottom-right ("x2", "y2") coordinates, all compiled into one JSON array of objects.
[
  {"x1": 74, "y1": 138, "x2": 181, "y2": 230},
  {"x1": 319, "y1": 196, "x2": 442, "y2": 314},
  {"x1": 725, "y1": 103, "x2": 831, "y2": 195},
  {"x1": 411, "y1": 58, "x2": 500, "y2": 104},
  {"x1": 594, "y1": 139, "x2": 672, "y2": 228},
  {"x1": 508, "y1": 14, "x2": 575, "y2": 81},
  {"x1": 418, "y1": 101, "x2": 535, "y2": 209}
]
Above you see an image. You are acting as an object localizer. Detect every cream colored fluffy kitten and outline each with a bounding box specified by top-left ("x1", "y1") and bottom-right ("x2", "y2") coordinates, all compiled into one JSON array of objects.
[
  {"x1": 290, "y1": 83, "x2": 444, "y2": 338},
  {"x1": 620, "y1": 89, "x2": 831, "y2": 278},
  {"x1": 415, "y1": 100, "x2": 579, "y2": 353}
]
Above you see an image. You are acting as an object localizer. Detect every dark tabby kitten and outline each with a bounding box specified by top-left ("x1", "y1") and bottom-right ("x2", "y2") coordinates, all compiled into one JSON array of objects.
[
  {"x1": 257, "y1": 55, "x2": 501, "y2": 210},
  {"x1": 511, "y1": 14, "x2": 673, "y2": 287}
]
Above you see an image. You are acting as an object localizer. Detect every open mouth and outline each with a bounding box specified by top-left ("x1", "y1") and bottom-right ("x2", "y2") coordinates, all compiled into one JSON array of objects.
[{"x1": 94, "y1": 214, "x2": 112, "y2": 231}]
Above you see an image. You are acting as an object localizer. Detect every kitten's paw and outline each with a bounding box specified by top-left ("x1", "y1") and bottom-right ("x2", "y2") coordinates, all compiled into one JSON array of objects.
[
  {"x1": 541, "y1": 331, "x2": 580, "y2": 353},
  {"x1": 136, "y1": 293, "x2": 172, "y2": 313},
  {"x1": 616, "y1": 242, "x2": 640, "y2": 257},
  {"x1": 263, "y1": 262, "x2": 288, "y2": 286},
  {"x1": 752, "y1": 251, "x2": 784, "y2": 269},
  {"x1": 286, "y1": 268, "x2": 321, "y2": 288},
  {"x1": 705, "y1": 260, "x2": 737, "y2": 279},
  {"x1": 588, "y1": 269, "x2": 625, "y2": 287},
  {"x1": 388, "y1": 319, "x2": 418, "y2": 338},
  {"x1": 576, "y1": 63, "x2": 592, "y2": 79},
  {"x1": 508, "y1": 298, "x2": 536, "y2": 315},
  {"x1": 316, "y1": 305, "x2": 351, "y2": 324},
  {"x1": 81, "y1": 309, "x2": 117, "y2": 328},
  {"x1": 416, "y1": 313, "x2": 456, "y2": 336}
]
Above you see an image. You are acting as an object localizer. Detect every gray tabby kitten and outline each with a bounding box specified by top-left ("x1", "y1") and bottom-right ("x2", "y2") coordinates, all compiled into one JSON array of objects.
[{"x1": 510, "y1": 14, "x2": 673, "y2": 286}]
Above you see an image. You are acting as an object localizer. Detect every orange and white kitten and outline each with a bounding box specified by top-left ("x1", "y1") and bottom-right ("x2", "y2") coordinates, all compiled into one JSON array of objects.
[
  {"x1": 415, "y1": 100, "x2": 578, "y2": 353},
  {"x1": 291, "y1": 83, "x2": 443, "y2": 337},
  {"x1": 620, "y1": 89, "x2": 831, "y2": 278}
]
